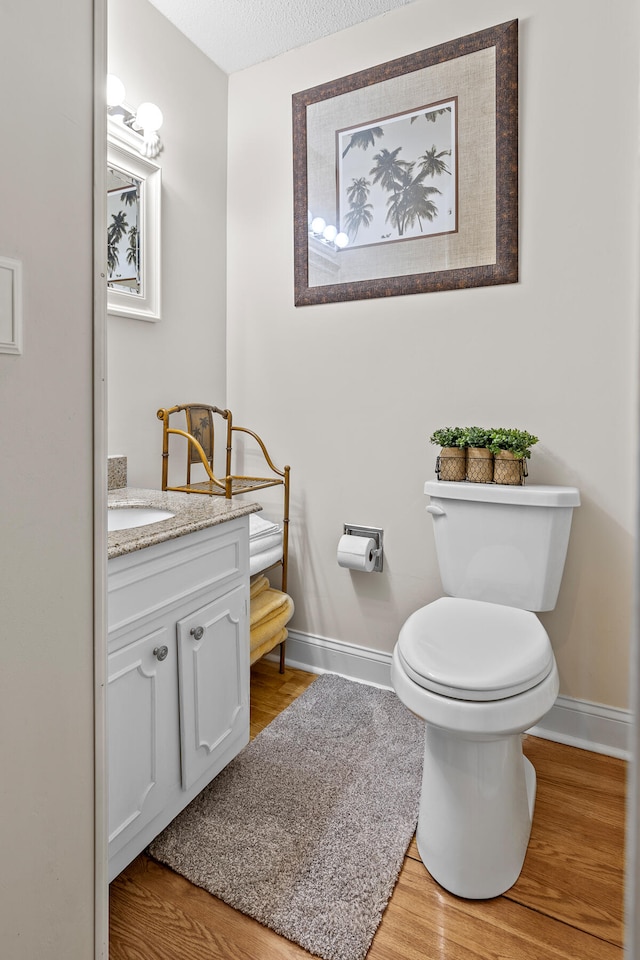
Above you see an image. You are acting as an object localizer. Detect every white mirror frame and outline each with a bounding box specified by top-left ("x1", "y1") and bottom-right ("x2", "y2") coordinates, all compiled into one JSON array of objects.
[
  {"x1": 0, "y1": 255, "x2": 23, "y2": 354},
  {"x1": 107, "y1": 118, "x2": 161, "y2": 321}
]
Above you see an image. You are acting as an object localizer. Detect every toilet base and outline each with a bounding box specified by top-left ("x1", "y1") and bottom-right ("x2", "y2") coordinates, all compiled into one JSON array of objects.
[{"x1": 416, "y1": 726, "x2": 536, "y2": 899}]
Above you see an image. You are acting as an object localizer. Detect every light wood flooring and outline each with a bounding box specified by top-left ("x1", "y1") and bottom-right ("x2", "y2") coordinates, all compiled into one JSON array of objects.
[{"x1": 109, "y1": 659, "x2": 627, "y2": 959}]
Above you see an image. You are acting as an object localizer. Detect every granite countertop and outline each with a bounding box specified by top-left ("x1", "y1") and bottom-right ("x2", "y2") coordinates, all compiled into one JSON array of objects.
[{"x1": 108, "y1": 487, "x2": 262, "y2": 559}]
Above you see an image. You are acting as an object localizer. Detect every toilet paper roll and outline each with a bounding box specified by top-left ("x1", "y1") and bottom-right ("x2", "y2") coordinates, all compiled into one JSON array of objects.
[{"x1": 337, "y1": 534, "x2": 377, "y2": 572}]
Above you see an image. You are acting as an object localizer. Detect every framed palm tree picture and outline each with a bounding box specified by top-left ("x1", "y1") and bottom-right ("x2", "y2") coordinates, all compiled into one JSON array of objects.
[
  {"x1": 107, "y1": 120, "x2": 162, "y2": 322},
  {"x1": 292, "y1": 20, "x2": 518, "y2": 306},
  {"x1": 337, "y1": 97, "x2": 457, "y2": 249},
  {"x1": 107, "y1": 173, "x2": 141, "y2": 292}
]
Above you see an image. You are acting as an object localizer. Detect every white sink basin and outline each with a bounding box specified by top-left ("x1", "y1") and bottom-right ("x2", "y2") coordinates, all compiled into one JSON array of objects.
[{"x1": 108, "y1": 506, "x2": 175, "y2": 532}]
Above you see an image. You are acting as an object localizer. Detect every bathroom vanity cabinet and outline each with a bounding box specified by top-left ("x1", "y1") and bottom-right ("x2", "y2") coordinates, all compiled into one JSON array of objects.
[{"x1": 107, "y1": 515, "x2": 250, "y2": 881}]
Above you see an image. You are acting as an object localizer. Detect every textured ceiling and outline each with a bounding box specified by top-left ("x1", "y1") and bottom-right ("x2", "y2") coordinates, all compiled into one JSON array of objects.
[{"x1": 147, "y1": 0, "x2": 413, "y2": 74}]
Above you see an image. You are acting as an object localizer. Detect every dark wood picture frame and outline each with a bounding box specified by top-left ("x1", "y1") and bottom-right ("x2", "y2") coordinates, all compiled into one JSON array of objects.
[{"x1": 292, "y1": 20, "x2": 518, "y2": 306}]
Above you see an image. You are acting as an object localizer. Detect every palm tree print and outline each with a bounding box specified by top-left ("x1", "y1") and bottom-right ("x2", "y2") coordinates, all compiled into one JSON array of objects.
[
  {"x1": 369, "y1": 147, "x2": 410, "y2": 194},
  {"x1": 366, "y1": 146, "x2": 412, "y2": 239},
  {"x1": 384, "y1": 163, "x2": 441, "y2": 236},
  {"x1": 107, "y1": 179, "x2": 140, "y2": 283},
  {"x1": 341, "y1": 126, "x2": 384, "y2": 158},
  {"x1": 126, "y1": 225, "x2": 139, "y2": 281},
  {"x1": 410, "y1": 106, "x2": 452, "y2": 125},
  {"x1": 343, "y1": 198, "x2": 374, "y2": 242},
  {"x1": 107, "y1": 210, "x2": 128, "y2": 275},
  {"x1": 418, "y1": 145, "x2": 451, "y2": 178},
  {"x1": 346, "y1": 177, "x2": 371, "y2": 207},
  {"x1": 338, "y1": 99, "x2": 456, "y2": 247},
  {"x1": 342, "y1": 177, "x2": 374, "y2": 242},
  {"x1": 120, "y1": 186, "x2": 138, "y2": 206}
]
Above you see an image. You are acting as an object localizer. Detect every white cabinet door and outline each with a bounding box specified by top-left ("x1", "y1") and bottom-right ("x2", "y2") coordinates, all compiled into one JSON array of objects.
[
  {"x1": 177, "y1": 585, "x2": 249, "y2": 791},
  {"x1": 107, "y1": 624, "x2": 179, "y2": 854}
]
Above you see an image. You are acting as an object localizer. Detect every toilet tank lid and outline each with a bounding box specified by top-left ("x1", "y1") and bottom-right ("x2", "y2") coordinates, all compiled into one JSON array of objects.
[{"x1": 424, "y1": 480, "x2": 580, "y2": 507}]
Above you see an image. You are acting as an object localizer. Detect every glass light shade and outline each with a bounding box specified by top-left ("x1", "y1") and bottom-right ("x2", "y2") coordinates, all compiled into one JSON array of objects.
[
  {"x1": 136, "y1": 102, "x2": 163, "y2": 133},
  {"x1": 323, "y1": 224, "x2": 337, "y2": 242},
  {"x1": 106, "y1": 74, "x2": 126, "y2": 107},
  {"x1": 310, "y1": 217, "x2": 326, "y2": 235},
  {"x1": 334, "y1": 232, "x2": 349, "y2": 248}
]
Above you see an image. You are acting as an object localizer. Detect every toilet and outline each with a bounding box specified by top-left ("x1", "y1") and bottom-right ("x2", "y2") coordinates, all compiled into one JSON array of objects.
[{"x1": 391, "y1": 480, "x2": 580, "y2": 899}]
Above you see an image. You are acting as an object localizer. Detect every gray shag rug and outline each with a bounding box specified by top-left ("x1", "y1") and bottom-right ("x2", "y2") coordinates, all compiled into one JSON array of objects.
[{"x1": 148, "y1": 673, "x2": 424, "y2": 960}]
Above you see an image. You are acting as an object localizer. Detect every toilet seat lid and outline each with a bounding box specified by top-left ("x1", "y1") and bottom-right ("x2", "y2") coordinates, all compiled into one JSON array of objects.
[{"x1": 397, "y1": 597, "x2": 554, "y2": 702}]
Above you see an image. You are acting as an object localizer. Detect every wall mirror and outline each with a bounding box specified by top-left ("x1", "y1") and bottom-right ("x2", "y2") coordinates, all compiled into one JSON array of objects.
[
  {"x1": 107, "y1": 119, "x2": 161, "y2": 321},
  {"x1": 0, "y1": 255, "x2": 23, "y2": 354}
]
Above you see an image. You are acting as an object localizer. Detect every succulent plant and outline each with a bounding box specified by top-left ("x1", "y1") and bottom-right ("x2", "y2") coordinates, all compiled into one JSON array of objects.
[
  {"x1": 429, "y1": 427, "x2": 466, "y2": 448},
  {"x1": 460, "y1": 426, "x2": 494, "y2": 449},
  {"x1": 430, "y1": 426, "x2": 540, "y2": 460},
  {"x1": 489, "y1": 428, "x2": 539, "y2": 460}
]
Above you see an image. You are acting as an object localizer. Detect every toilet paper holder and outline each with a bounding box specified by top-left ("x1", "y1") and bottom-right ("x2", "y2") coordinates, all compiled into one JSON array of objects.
[{"x1": 343, "y1": 523, "x2": 384, "y2": 572}]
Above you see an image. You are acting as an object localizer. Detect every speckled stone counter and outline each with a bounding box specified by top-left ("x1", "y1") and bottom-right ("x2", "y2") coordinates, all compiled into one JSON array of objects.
[
  {"x1": 108, "y1": 487, "x2": 261, "y2": 560},
  {"x1": 108, "y1": 456, "x2": 128, "y2": 491}
]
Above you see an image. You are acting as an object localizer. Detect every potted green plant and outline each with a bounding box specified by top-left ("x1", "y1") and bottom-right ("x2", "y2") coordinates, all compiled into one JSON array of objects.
[
  {"x1": 461, "y1": 426, "x2": 494, "y2": 482},
  {"x1": 430, "y1": 427, "x2": 466, "y2": 481},
  {"x1": 489, "y1": 428, "x2": 539, "y2": 484}
]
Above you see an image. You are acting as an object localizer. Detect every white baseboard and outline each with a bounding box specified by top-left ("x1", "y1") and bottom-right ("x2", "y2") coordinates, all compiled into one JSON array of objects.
[
  {"x1": 528, "y1": 696, "x2": 631, "y2": 760},
  {"x1": 273, "y1": 629, "x2": 395, "y2": 688},
  {"x1": 268, "y1": 629, "x2": 631, "y2": 760}
]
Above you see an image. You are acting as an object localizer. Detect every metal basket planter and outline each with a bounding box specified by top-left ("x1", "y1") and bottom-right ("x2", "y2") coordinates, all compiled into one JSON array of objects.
[
  {"x1": 466, "y1": 447, "x2": 494, "y2": 483},
  {"x1": 436, "y1": 447, "x2": 467, "y2": 481},
  {"x1": 435, "y1": 451, "x2": 528, "y2": 485},
  {"x1": 493, "y1": 450, "x2": 527, "y2": 485}
]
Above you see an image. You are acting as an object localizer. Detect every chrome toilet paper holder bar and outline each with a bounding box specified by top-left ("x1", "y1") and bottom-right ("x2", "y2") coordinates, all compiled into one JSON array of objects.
[{"x1": 343, "y1": 524, "x2": 384, "y2": 573}]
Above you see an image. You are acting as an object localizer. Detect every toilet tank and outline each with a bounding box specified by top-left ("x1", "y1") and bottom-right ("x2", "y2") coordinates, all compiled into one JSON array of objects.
[{"x1": 424, "y1": 481, "x2": 580, "y2": 612}]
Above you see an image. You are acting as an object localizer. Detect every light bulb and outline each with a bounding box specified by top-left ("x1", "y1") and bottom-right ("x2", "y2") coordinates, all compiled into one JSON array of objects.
[
  {"x1": 106, "y1": 74, "x2": 126, "y2": 107},
  {"x1": 136, "y1": 102, "x2": 163, "y2": 133},
  {"x1": 323, "y1": 224, "x2": 337, "y2": 242},
  {"x1": 335, "y1": 232, "x2": 349, "y2": 248},
  {"x1": 310, "y1": 217, "x2": 326, "y2": 235}
]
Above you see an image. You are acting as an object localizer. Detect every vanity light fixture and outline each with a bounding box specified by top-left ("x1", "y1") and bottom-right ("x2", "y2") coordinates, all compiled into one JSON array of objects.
[
  {"x1": 308, "y1": 211, "x2": 349, "y2": 251},
  {"x1": 107, "y1": 74, "x2": 164, "y2": 159}
]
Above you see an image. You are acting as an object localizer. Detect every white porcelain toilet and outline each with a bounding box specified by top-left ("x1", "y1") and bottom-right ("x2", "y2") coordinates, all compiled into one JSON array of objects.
[{"x1": 391, "y1": 480, "x2": 580, "y2": 899}]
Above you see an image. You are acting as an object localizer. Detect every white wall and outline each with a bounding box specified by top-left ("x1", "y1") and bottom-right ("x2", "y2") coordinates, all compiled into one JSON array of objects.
[
  {"x1": 0, "y1": 1, "x2": 96, "y2": 956},
  {"x1": 228, "y1": 0, "x2": 639, "y2": 709},
  {"x1": 108, "y1": 0, "x2": 228, "y2": 489}
]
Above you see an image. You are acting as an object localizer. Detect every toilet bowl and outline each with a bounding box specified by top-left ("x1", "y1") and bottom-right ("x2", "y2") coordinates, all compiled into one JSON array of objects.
[
  {"x1": 395, "y1": 597, "x2": 558, "y2": 733},
  {"x1": 392, "y1": 598, "x2": 559, "y2": 899},
  {"x1": 392, "y1": 481, "x2": 579, "y2": 900}
]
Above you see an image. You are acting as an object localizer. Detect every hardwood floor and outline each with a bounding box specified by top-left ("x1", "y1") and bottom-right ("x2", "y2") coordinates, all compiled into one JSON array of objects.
[{"x1": 109, "y1": 660, "x2": 627, "y2": 959}]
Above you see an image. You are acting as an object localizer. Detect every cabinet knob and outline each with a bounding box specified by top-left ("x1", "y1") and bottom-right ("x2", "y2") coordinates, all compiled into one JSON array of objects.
[
  {"x1": 190, "y1": 626, "x2": 205, "y2": 641},
  {"x1": 153, "y1": 645, "x2": 169, "y2": 662}
]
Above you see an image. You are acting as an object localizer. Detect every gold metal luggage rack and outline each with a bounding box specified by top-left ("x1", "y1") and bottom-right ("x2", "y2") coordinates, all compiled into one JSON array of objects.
[{"x1": 157, "y1": 403, "x2": 290, "y2": 670}]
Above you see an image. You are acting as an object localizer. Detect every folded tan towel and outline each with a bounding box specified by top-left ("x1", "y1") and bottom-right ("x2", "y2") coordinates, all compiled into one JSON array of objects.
[
  {"x1": 250, "y1": 627, "x2": 288, "y2": 666},
  {"x1": 250, "y1": 574, "x2": 270, "y2": 600},
  {"x1": 250, "y1": 594, "x2": 294, "y2": 647},
  {"x1": 250, "y1": 587, "x2": 291, "y2": 627}
]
